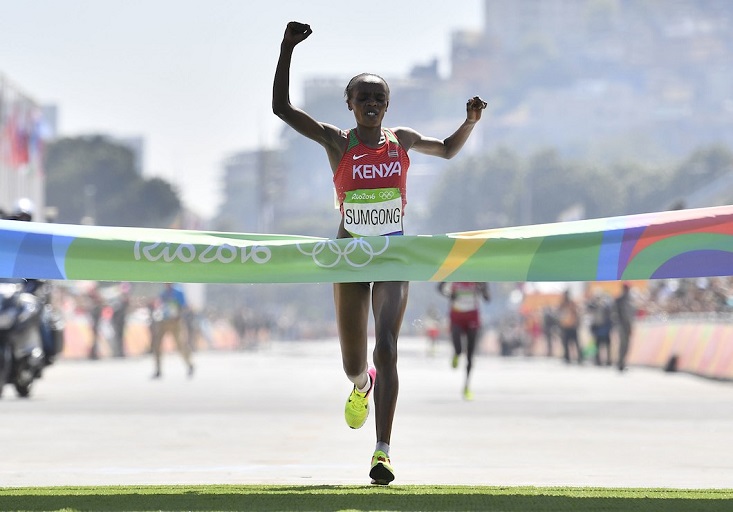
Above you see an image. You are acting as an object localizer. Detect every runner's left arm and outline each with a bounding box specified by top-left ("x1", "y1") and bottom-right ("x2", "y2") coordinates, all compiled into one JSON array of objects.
[{"x1": 395, "y1": 96, "x2": 486, "y2": 159}]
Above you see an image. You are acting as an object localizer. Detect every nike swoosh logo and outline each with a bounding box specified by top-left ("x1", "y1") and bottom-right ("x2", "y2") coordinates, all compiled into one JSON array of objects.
[{"x1": 352, "y1": 154, "x2": 368, "y2": 160}]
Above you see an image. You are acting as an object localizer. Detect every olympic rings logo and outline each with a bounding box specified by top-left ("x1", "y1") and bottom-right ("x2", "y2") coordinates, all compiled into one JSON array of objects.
[
  {"x1": 378, "y1": 190, "x2": 396, "y2": 200},
  {"x1": 296, "y1": 237, "x2": 390, "y2": 268}
]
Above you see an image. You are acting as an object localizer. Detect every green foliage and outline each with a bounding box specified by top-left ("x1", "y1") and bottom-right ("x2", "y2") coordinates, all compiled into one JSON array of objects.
[
  {"x1": 428, "y1": 148, "x2": 522, "y2": 233},
  {"x1": 426, "y1": 144, "x2": 733, "y2": 231},
  {"x1": 0, "y1": 484, "x2": 731, "y2": 512},
  {"x1": 667, "y1": 145, "x2": 733, "y2": 203},
  {"x1": 44, "y1": 136, "x2": 181, "y2": 227}
]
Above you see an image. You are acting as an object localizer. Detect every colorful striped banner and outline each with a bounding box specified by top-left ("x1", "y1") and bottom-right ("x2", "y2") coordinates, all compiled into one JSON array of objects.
[
  {"x1": 1, "y1": 205, "x2": 732, "y2": 284},
  {"x1": 630, "y1": 320, "x2": 733, "y2": 380}
]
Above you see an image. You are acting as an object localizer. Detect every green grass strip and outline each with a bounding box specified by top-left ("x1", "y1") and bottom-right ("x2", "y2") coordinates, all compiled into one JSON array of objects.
[{"x1": 0, "y1": 485, "x2": 731, "y2": 512}]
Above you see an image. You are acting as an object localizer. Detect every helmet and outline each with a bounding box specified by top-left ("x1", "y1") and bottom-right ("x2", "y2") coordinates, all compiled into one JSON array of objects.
[{"x1": 13, "y1": 198, "x2": 34, "y2": 221}]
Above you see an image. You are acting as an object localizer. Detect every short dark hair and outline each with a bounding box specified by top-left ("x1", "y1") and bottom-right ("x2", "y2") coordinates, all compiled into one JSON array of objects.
[{"x1": 344, "y1": 73, "x2": 390, "y2": 100}]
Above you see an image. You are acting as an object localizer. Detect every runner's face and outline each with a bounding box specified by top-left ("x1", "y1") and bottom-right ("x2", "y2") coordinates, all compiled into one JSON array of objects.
[{"x1": 348, "y1": 78, "x2": 389, "y2": 127}]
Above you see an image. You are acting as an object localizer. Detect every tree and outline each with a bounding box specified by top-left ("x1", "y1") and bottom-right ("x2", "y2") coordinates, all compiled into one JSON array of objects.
[
  {"x1": 424, "y1": 144, "x2": 731, "y2": 236},
  {"x1": 669, "y1": 145, "x2": 733, "y2": 201},
  {"x1": 45, "y1": 136, "x2": 181, "y2": 227},
  {"x1": 426, "y1": 147, "x2": 523, "y2": 233}
]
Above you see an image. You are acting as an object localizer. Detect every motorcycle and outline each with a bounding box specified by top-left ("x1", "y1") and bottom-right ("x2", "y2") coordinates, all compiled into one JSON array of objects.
[{"x1": 0, "y1": 278, "x2": 46, "y2": 398}]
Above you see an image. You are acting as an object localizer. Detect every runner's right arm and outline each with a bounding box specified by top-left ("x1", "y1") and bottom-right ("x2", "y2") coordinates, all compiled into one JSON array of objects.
[{"x1": 272, "y1": 22, "x2": 342, "y2": 154}]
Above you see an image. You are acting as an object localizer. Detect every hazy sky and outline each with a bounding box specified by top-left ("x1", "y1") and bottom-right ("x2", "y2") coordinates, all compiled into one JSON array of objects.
[{"x1": 0, "y1": 0, "x2": 483, "y2": 218}]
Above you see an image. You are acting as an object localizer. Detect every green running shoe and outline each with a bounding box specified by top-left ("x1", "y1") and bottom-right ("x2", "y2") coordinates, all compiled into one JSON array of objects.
[
  {"x1": 370, "y1": 450, "x2": 395, "y2": 485},
  {"x1": 463, "y1": 387, "x2": 474, "y2": 401},
  {"x1": 451, "y1": 354, "x2": 459, "y2": 369},
  {"x1": 344, "y1": 366, "x2": 376, "y2": 429}
]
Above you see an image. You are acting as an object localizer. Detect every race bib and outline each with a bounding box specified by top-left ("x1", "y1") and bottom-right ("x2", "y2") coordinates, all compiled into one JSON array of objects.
[
  {"x1": 453, "y1": 291, "x2": 478, "y2": 312},
  {"x1": 343, "y1": 188, "x2": 403, "y2": 237}
]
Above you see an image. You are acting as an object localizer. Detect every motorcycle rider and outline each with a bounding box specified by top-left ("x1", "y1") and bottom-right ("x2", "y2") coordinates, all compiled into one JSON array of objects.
[{"x1": 2, "y1": 199, "x2": 63, "y2": 365}]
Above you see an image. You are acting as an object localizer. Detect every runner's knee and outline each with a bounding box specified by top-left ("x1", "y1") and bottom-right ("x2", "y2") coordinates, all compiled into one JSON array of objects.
[
  {"x1": 343, "y1": 360, "x2": 367, "y2": 378},
  {"x1": 373, "y1": 335, "x2": 398, "y2": 369}
]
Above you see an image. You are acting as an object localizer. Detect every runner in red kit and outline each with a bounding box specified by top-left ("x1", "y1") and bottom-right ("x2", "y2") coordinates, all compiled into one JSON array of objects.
[
  {"x1": 438, "y1": 282, "x2": 491, "y2": 400},
  {"x1": 273, "y1": 21, "x2": 486, "y2": 485}
]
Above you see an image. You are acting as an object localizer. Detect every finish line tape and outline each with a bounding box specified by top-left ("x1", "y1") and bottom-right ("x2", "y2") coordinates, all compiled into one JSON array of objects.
[{"x1": 1, "y1": 205, "x2": 732, "y2": 283}]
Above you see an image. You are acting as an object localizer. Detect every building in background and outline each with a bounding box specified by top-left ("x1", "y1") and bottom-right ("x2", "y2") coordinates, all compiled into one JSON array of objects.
[
  {"x1": 213, "y1": 148, "x2": 284, "y2": 234},
  {"x1": 454, "y1": 0, "x2": 733, "y2": 158}
]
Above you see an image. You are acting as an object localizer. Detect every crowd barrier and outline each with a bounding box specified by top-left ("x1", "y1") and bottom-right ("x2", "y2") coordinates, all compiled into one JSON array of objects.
[{"x1": 629, "y1": 317, "x2": 733, "y2": 381}]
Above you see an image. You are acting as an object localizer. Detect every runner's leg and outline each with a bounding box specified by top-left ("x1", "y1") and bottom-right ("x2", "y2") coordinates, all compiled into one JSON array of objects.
[
  {"x1": 451, "y1": 323, "x2": 462, "y2": 357},
  {"x1": 371, "y1": 281, "x2": 409, "y2": 445},
  {"x1": 334, "y1": 282, "x2": 371, "y2": 387},
  {"x1": 465, "y1": 326, "x2": 478, "y2": 381}
]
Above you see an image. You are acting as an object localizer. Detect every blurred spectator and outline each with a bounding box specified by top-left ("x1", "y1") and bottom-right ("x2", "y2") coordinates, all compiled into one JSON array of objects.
[
  {"x1": 111, "y1": 282, "x2": 131, "y2": 358},
  {"x1": 644, "y1": 277, "x2": 732, "y2": 315},
  {"x1": 541, "y1": 306, "x2": 557, "y2": 357},
  {"x1": 87, "y1": 283, "x2": 104, "y2": 360},
  {"x1": 151, "y1": 283, "x2": 194, "y2": 379},
  {"x1": 497, "y1": 310, "x2": 529, "y2": 357},
  {"x1": 422, "y1": 304, "x2": 442, "y2": 357},
  {"x1": 557, "y1": 289, "x2": 583, "y2": 364},
  {"x1": 614, "y1": 283, "x2": 636, "y2": 373},
  {"x1": 587, "y1": 290, "x2": 614, "y2": 367},
  {"x1": 146, "y1": 297, "x2": 157, "y2": 354},
  {"x1": 232, "y1": 310, "x2": 248, "y2": 350}
]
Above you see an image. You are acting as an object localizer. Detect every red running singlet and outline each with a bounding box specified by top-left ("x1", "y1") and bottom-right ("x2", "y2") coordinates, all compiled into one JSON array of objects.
[{"x1": 333, "y1": 128, "x2": 410, "y2": 237}]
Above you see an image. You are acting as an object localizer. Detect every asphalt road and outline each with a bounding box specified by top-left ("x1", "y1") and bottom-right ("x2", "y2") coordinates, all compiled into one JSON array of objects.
[{"x1": 1, "y1": 337, "x2": 732, "y2": 488}]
